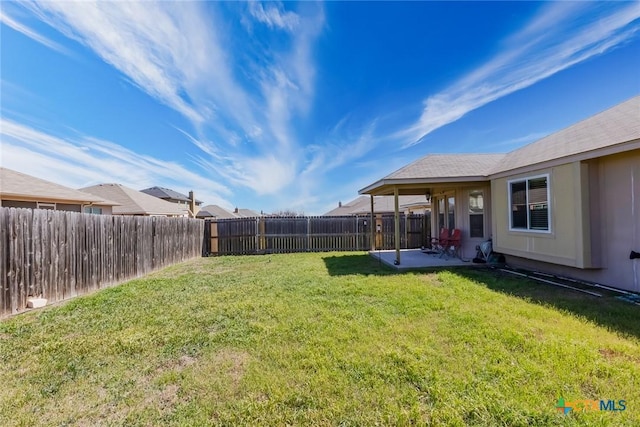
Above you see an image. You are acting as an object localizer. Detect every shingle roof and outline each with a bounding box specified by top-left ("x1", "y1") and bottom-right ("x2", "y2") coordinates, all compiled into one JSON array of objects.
[
  {"x1": 493, "y1": 95, "x2": 640, "y2": 174},
  {"x1": 385, "y1": 153, "x2": 506, "y2": 180},
  {"x1": 196, "y1": 204, "x2": 238, "y2": 219},
  {"x1": 80, "y1": 184, "x2": 185, "y2": 216},
  {"x1": 140, "y1": 186, "x2": 203, "y2": 204},
  {"x1": 324, "y1": 195, "x2": 429, "y2": 215},
  {"x1": 360, "y1": 95, "x2": 639, "y2": 195},
  {"x1": 324, "y1": 196, "x2": 371, "y2": 216},
  {"x1": 0, "y1": 168, "x2": 117, "y2": 205},
  {"x1": 236, "y1": 208, "x2": 259, "y2": 217}
]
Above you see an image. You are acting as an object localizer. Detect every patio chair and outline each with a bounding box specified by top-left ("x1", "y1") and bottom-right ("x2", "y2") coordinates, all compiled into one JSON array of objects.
[
  {"x1": 444, "y1": 228, "x2": 462, "y2": 259},
  {"x1": 430, "y1": 227, "x2": 449, "y2": 257}
]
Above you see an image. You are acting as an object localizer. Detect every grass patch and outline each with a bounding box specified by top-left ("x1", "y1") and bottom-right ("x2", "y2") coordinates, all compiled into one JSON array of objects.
[{"x1": 1, "y1": 252, "x2": 638, "y2": 426}]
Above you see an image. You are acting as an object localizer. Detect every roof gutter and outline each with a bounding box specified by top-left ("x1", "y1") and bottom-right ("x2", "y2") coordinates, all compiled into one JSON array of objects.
[
  {"x1": 359, "y1": 176, "x2": 490, "y2": 195},
  {"x1": 489, "y1": 139, "x2": 640, "y2": 180}
]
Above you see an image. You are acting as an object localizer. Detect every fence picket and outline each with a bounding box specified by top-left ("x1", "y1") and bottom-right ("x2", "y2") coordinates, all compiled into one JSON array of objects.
[
  {"x1": 205, "y1": 214, "x2": 430, "y2": 256},
  {"x1": 0, "y1": 207, "x2": 204, "y2": 317}
]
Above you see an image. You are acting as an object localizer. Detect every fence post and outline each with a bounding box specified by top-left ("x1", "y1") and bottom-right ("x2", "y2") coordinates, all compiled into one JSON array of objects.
[
  {"x1": 210, "y1": 221, "x2": 219, "y2": 255},
  {"x1": 375, "y1": 215, "x2": 382, "y2": 249},
  {"x1": 404, "y1": 215, "x2": 409, "y2": 249},
  {"x1": 259, "y1": 217, "x2": 265, "y2": 253},
  {"x1": 370, "y1": 196, "x2": 375, "y2": 251}
]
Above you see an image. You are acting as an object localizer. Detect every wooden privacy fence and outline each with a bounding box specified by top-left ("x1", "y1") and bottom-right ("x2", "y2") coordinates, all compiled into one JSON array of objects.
[
  {"x1": 0, "y1": 207, "x2": 204, "y2": 317},
  {"x1": 204, "y1": 214, "x2": 430, "y2": 256}
]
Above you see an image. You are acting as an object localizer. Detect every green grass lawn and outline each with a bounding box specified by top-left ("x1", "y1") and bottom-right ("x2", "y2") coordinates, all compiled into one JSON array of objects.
[{"x1": 1, "y1": 253, "x2": 639, "y2": 426}]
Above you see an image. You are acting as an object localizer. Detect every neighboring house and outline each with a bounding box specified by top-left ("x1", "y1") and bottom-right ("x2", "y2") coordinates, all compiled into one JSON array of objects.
[
  {"x1": 360, "y1": 95, "x2": 640, "y2": 292},
  {"x1": 80, "y1": 184, "x2": 185, "y2": 217},
  {"x1": 196, "y1": 205, "x2": 260, "y2": 219},
  {"x1": 324, "y1": 195, "x2": 430, "y2": 216},
  {"x1": 0, "y1": 167, "x2": 117, "y2": 214},
  {"x1": 140, "y1": 186, "x2": 203, "y2": 217},
  {"x1": 235, "y1": 208, "x2": 260, "y2": 217},
  {"x1": 196, "y1": 205, "x2": 238, "y2": 219}
]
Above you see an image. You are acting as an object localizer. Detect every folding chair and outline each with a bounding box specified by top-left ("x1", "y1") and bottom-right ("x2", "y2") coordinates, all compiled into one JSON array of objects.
[
  {"x1": 430, "y1": 227, "x2": 449, "y2": 257},
  {"x1": 444, "y1": 228, "x2": 462, "y2": 259}
]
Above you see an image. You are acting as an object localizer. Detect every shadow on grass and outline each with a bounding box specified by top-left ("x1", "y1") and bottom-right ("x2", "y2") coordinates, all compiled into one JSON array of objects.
[
  {"x1": 322, "y1": 253, "x2": 400, "y2": 277},
  {"x1": 322, "y1": 253, "x2": 640, "y2": 339},
  {"x1": 457, "y1": 268, "x2": 640, "y2": 340},
  {"x1": 322, "y1": 252, "x2": 477, "y2": 277}
]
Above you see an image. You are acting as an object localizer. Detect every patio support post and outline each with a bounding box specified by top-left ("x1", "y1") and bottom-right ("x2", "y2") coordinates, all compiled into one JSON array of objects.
[
  {"x1": 394, "y1": 186, "x2": 400, "y2": 265},
  {"x1": 370, "y1": 195, "x2": 375, "y2": 251}
]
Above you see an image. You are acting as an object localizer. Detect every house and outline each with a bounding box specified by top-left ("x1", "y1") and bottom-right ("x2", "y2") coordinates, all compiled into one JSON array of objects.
[
  {"x1": 80, "y1": 184, "x2": 186, "y2": 217},
  {"x1": 140, "y1": 186, "x2": 203, "y2": 217},
  {"x1": 196, "y1": 205, "x2": 238, "y2": 219},
  {"x1": 0, "y1": 167, "x2": 117, "y2": 214},
  {"x1": 360, "y1": 95, "x2": 640, "y2": 292},
  {"x1": 324, "y1": 195, "x2": 430, "y2": 216},
  {"x1": 235, "y1": 208, "x2": 260, "y2": 217},
  {"x1": 196, "y1": 205, "x2": 260, "y2": 219}
]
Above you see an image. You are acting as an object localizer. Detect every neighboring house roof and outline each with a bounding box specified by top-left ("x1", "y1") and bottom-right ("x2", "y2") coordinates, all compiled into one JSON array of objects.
[
  {"x1": 324, "y1": 196, "x2": 371, "y2": 216},
  {"x1": 360, "y1": 95, "x2": 640, "y2": 195},
  {"x1": 196, "y1": 204, "x2": 238, "y2": 219},
  {"x1": 140, "y1": 186, "x2": 203, "y2": 204},
  {"x1": 235, "y1": 208, "x2": 260, "y2": 217},
  {"x1": 80, "y1": 184, "x2": 185, "y2": 216},
  {"x1": 324, "y1": 195, "x2": 430, "y2": 215},
  {"x1": 0, "y1": 167, "x2": 118, "y2": 206}
]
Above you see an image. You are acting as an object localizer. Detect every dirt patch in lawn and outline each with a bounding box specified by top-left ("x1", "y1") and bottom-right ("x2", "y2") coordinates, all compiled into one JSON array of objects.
[
  {"x1": 214, "y1": 349, "x2": 249, "y2": 386},
  {"x1": 599, "y1": 348, "x2": 640, "y2": 365}
]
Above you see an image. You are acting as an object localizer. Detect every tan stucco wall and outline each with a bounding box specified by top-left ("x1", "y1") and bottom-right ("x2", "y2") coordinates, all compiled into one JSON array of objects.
[
  {"x1": 493, "y1": 149, "x2": 640, "y2": 292},
  {"x1": 0, "y1": 200, "x2": 37, "y2": 209},
  {"x1": 431, "y1": 184, "x2": 492, "y2": 258},
  {"x1": 593, "y1": 150, "x2": 640, "y2": 291},
  {"x1": 492, "y1": 162, "x2": 592, "y2": 268}
]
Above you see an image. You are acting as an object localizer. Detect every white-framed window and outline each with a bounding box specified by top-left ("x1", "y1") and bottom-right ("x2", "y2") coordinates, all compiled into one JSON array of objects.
[
  {"x1": 37, "y1": 202, "x2": 56, "y2": 210},
  {"x1": 508, "y1": 174, "x2": 550, "y2": 232},
  {"x1": 84, "y1": 206, "x2": 103, "y2": 214},
  {"x1": 437, "y1": 194, "x2": 456, "y2": 232},
  {"x1": 469, "y1": 190, "x2": 484, "y2": 238}
]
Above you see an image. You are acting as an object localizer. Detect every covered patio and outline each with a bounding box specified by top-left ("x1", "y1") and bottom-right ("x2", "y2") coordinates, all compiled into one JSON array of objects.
[
  {"x1": 369, "y1": 248, "x2": 474, "y2": 270},
  {"x1": 359, "y1": 154, "x2": 504, "y2": 267}
]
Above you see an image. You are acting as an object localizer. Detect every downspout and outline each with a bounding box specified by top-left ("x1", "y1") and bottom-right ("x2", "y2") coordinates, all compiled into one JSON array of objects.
[
  {"x1": 394, "y1": 186, "x2": 400, "y2": 265},
  {"x1": 632, "y1": 171, "x2": 638, "y2": 292}
]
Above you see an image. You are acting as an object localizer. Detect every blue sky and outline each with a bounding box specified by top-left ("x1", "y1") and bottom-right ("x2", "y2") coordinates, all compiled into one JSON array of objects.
[{"x1": 1, "y1": 1, "x2": 639, "y2": 214}]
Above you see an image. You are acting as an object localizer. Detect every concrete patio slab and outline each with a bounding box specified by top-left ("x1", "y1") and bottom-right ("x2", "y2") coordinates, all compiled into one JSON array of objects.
[{"x1": 369, "y1": 248, "x2": 477, "y2": 270}]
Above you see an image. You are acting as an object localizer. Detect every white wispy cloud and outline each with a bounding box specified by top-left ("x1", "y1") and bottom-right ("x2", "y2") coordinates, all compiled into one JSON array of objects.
[
  {"x1": 22, "y1": 1, "x2": 257, "y2": 131},
  {"x1": 248, "y1": 1, "x2": 299, "y2": 32},
  {"x1": 0, "y1": 118, "x2": 232, "y2": 207},
  {"x1": 0, "y1": 7, "x2": 71, "y2": 55},
  {"x1": 303, "y1": 119, "x2": 379, "y2": 177},
  {"x1": 6, "y1": 1, "x2": 329, "y2": 199},
  {"x1": 401, "y1": 2, "x2": 640, "y2": 147}
]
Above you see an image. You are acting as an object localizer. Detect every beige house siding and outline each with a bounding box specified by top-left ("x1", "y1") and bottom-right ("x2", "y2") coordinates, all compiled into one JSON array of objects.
[
  {"x1": 1, "y1": 199, "x2": 114, "y2": 215},
  {"x1": 492, "y1": 163, "x2": 591, "y2": 268},
  {"x1": 1, "y1": 200, "x2": 82, "y2": 212},
  {"x1": 1, "y1": 200, "x2": 38, "y2": 209},
  {"x1": 493, "y1": 150, "x2": 640, "y2": 292},
  {"x1": 430, "y1": 183, "x2": 492, "y2": 258},
  {"x1": 593, "y1": 150, "x2": 640, "y2": 291}
]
